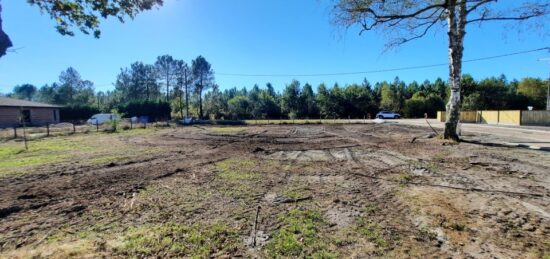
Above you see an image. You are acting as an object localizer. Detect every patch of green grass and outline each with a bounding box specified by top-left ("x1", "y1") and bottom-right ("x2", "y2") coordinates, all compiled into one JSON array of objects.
[
  {"x1": 265, "y1": 209, "x2": 337, "y2": 258},
  {"x1": 353, "y1": 206, "x2": 395, "y2": 253},
  {"x1": 282, "y1": 182, "x2": 311, "y2": 200},
  {"x1": 213, "y1": 159, "x2": 265, "y2": 200},
  {"x1": 0, "y1": 136, "x2": 94, "y2": 175},
  {"x1": 363, "y1": 203, "x2": 380, "y2": 215},
  {"x1": 220, "y1": 184, "x2": 257, "y2": 200},
  {"x1": 0, "y1": 135, "x2": 91, "y2": 156},
  {"x1": 0, "y1": 131, "x2": 159, "y2": 177},
  {"x1": 44, "y1": 220, "x2": 122, "y2": 246},
  {"x1": 215, "y1": 159, "x2": 258, "y2": 181},
  {"x1": 132, "y1": 183, "x2": 214, "y2": 223},
  {"x1": 117, "y1": 222, "x2": 239, "y2": 258},
  {"x1": 391, "y1": 172, "x2": 416, "y2": 186},
  {"x1": 117, "y1": 127, "x2": 158, "y2": 136},
  {"x1": 358, "y1": 222, "x2": 387, "y2": 248},
  {"x1": 282, "y1": 188, "x2": 309, "y2": 200},
  {"x1": 0, "y1": 154, "x2": 70, "y2": 170}
]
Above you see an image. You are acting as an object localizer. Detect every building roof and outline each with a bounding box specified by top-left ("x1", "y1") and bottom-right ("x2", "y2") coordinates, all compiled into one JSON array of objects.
[{"x1": 0, "y1": 96, "x2": 63, "y2": 108}]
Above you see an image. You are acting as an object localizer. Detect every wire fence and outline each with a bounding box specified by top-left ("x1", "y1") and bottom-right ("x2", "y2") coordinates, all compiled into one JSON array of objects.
[
  {"x1": 0, "y1": 116, "x2": 401, "y2": 141},
  {"x1": 0, "y1": 119, "x2": 157, "y2": 141}
]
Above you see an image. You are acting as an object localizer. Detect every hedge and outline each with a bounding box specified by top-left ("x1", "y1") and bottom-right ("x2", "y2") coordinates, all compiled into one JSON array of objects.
[
  {"x1": 60, "y1": 105, "x2": 101, "y2": 122},
  {"x1": 118, "y1": 101, "x2": 171, "y2": 122}
]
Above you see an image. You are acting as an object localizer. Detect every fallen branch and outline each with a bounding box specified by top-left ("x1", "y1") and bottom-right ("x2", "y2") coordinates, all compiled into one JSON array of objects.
[
  {"x1": 272, "y1": 196, "x2": 313, "y2": 204},
  {"x1": 410, "y1": 133, "x2": 437, "y2": 143},
  {"x1": 425, "y1": 118, "x2": 439, "y2": 135},
  {"x1": 253, "y1": 205, "x2": 261, "y2": 247}
]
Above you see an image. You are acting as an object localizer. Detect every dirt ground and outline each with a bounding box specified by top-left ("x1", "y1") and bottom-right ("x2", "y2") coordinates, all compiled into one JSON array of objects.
[{"x1": 0, "y1": 124, "x2": 548, "y2": 258}]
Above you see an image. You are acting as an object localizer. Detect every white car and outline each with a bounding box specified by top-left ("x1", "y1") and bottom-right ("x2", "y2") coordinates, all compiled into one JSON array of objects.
[
  {"x1": 376, "y1": 111, "x2": 400, "y2": 119},
  {"x1": 87, "y1": 113, "x2": 120, "y2": 125}
]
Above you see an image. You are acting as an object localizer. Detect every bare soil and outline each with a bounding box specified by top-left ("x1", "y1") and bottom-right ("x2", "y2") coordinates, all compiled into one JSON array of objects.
[{"x1": 0, "y1": 124, "x2": 548, "y2": 258}]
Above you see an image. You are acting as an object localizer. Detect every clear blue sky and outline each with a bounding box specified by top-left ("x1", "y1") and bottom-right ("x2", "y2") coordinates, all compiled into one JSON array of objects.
[{"x1": 0, "y1": 0, "x2": 548, "y2": 94}]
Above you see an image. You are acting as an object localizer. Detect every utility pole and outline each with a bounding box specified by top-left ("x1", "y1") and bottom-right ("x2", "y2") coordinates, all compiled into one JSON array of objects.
[{"x1": 539, "y1": 58, "x2": 550, "y2": 111}]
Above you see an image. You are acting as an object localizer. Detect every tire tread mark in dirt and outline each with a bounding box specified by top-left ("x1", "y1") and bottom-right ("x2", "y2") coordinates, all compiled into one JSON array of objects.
[{"x1": 351, "y1": 171, "x2": 544, "y2": 198}]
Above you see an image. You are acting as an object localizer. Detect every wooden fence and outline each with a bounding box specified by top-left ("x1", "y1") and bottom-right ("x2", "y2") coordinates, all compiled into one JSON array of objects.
[
  {"x1": 521, "y1": 111, "x2": 550, "y2": 126},
  {"x1": 437, "y1": 110, "x2": 548, "y2": 126}
]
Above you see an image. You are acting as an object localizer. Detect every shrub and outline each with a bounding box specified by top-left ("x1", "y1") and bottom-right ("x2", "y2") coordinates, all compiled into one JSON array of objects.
[
  {"x1": 110, "y1": 109, "x2": 123, "y2": 132},
  {"x1": 404, "y1": 94, "x2": 445, "y2": 118}
]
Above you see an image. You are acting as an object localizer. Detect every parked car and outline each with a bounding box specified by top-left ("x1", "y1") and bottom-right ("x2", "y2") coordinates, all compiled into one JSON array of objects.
[
  {"x1": 376, "y1": 111, "x2": 400, "y2": 119},
  {"x1": 87, "y1": 113, "x2": 120, "y2": 125}
]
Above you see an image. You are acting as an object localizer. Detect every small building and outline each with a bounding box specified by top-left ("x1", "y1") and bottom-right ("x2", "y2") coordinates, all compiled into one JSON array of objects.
[{"x1": 0, "y1": 96, "x2": 62, "y2": 128}]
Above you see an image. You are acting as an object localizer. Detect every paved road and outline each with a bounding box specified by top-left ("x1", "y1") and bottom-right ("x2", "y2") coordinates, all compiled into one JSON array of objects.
[{"x1": 394, "y1": 119, "x2": 550, "y2": 150}]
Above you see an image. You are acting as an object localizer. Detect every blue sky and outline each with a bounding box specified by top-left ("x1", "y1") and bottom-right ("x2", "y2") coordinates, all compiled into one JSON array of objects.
[{"x1": 0, "y1": 0, "x2": 548, "y2": 94}]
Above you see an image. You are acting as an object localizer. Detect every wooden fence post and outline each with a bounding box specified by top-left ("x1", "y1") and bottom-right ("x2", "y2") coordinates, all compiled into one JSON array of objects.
[
  {"x1": 73, "y1": 123, "x2": 76, "y2": 133},
  {"x1": 13, "y1": 126, "x2": 17, "y2": 138},
  {"x1": 46, "y1": 123, "x2": 50, "y2": 137},
  {"x1": 96, "y1": 121, "x2": 99, "y2": 132},
  {"x1": 23, "y1": 125, "x2": 28, "y2": 150},
  {"x1": 130, "y1": 120, "x2": 133, "y2": 129}
]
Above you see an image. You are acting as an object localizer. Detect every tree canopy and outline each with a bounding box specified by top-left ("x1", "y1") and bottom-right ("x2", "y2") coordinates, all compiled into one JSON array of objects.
[
  {"x1": 332, "y1": 0, "x2": 549, "y2": 140},
  {"x1": 0, "y1": 0, "x2": 164, "y2": 58}
]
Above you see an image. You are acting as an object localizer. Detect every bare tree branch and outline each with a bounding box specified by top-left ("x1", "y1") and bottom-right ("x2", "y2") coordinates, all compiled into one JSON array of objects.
[
  {"x1": 333, "y1": 0, "x2": 549, "y2": 49},
  {"x1": 332, "y1": 0, "x2": 549, "y2": 139}
]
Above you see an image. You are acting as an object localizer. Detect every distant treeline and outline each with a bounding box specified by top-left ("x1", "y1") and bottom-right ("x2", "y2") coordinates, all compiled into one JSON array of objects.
[{"x1": 4, "y1": 55, "x2": 548, "y2": 121}]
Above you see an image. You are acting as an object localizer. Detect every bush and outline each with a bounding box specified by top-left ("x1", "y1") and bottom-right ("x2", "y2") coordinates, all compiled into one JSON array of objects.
[
  {"x1": 118, "y1": 101, "x2": 171, "y2": 122},
  {"x1": 59, "y1": 105, "x2": 100, "y2": 122},
  {"x1": 404, "y1": 94, "x2": 445, "y2": 118}
]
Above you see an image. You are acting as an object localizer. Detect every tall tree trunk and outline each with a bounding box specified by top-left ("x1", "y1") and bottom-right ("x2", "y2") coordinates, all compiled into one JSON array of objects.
[
  {"x1": 199, "y1": 88, "x2": 203, "y2": 119},
  {"x1": 444, "y1": 0, "x2": 466, "y2": 141},
  {"x1": 0, "y1": 2, "x2": 12, "y2": 58},
  {"x1": 546, "y1": 73, "x2": 550, "y2": 111},
  {"x1": 185, "y1": 83, "x2": 189, "y2": 117},
  {"x1": 185, "y1": 72, "x2": 189, "y2": 118},
  {"x1": 166, "y1": 71, "x2": 170, "y2": 103},
  {"x1": 198, "y1": 76, "x2": 204, "y2": 119},
  {"x1": 178, "y1": 82, "x2": 184, "y2": 119},
  {"x1": 146, "y1": 83, "x2": 150, "y2": 101}
]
